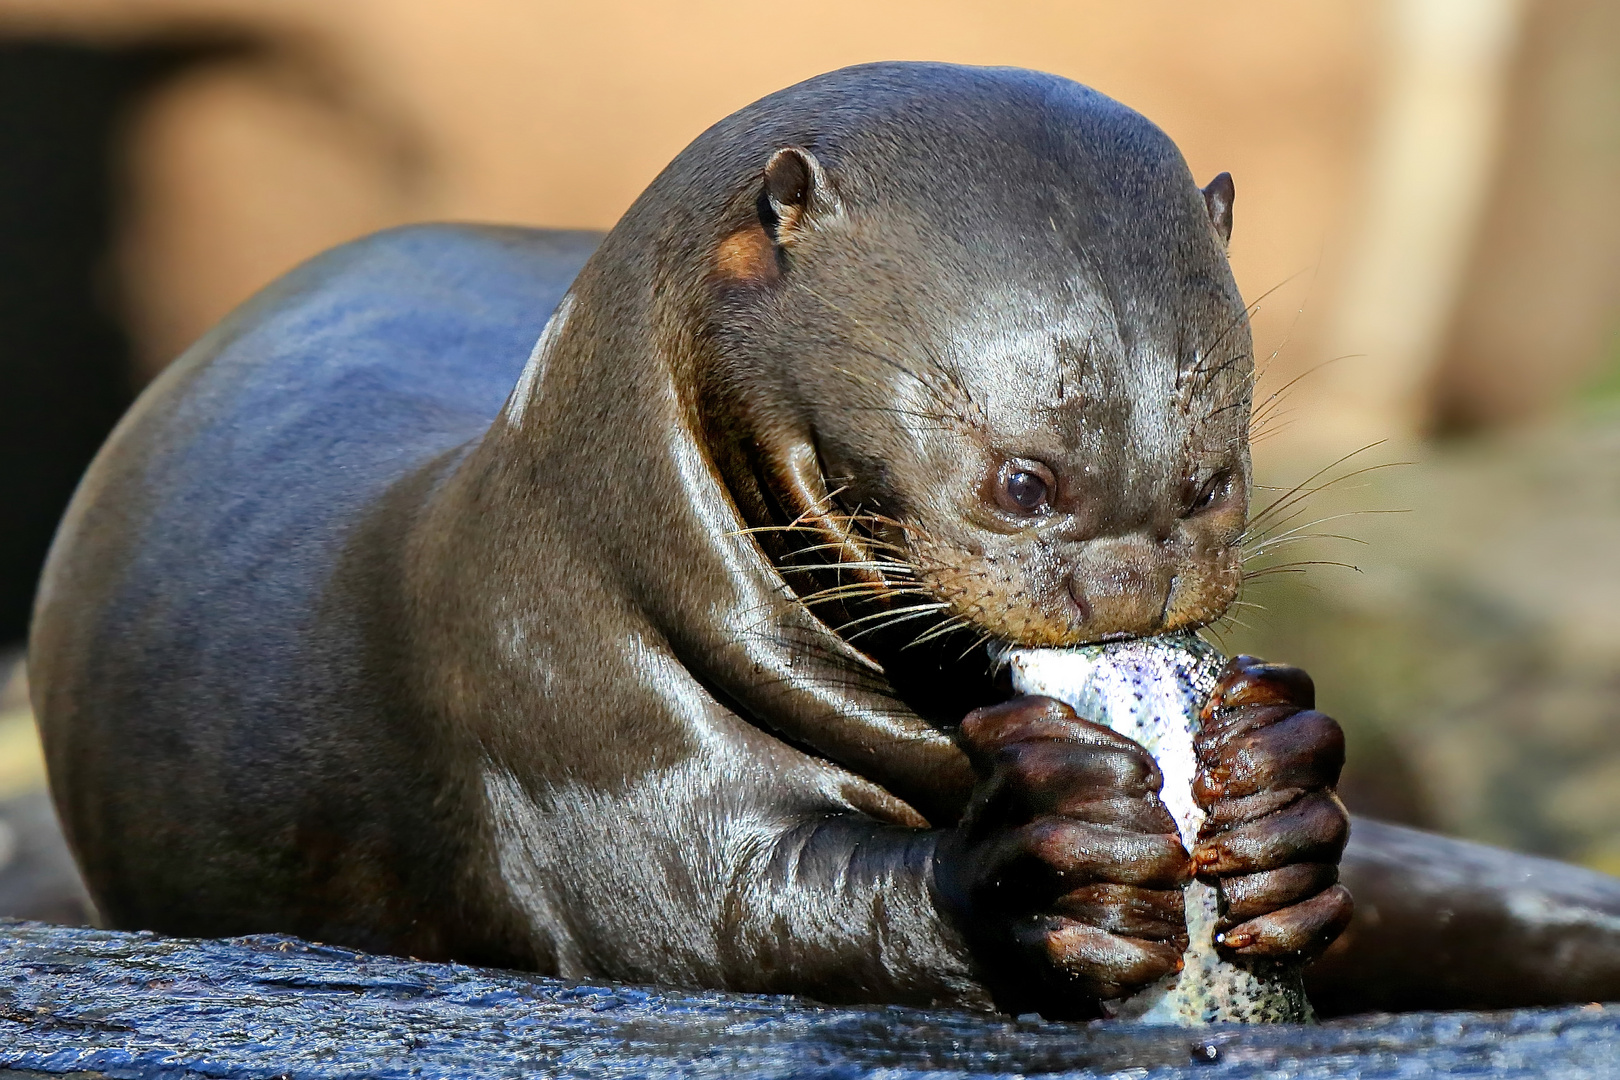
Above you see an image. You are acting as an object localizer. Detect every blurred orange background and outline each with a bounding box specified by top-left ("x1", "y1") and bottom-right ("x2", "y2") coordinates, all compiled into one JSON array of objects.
[{"x1": 2, "y1": 0, "x2": 1613, "y2": 450}]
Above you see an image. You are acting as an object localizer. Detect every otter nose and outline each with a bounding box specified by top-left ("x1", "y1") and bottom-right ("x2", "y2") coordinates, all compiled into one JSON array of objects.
[
  {"x1": 1067, "y1": 558, "x2": 1170, "y2": 638},
  {"x1": 1087, "y1": 564, "x2": 1149, "y2": 600}
]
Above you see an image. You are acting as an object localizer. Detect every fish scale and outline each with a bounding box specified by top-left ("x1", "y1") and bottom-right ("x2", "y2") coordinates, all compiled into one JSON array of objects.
[{"x1": 1008, "y1": 633, "x2": 1314, "y2": 1025}]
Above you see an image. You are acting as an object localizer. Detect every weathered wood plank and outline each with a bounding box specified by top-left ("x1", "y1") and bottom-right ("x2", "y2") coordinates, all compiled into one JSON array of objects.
[{"x1": 0, "y1": 920, "x2": 1617, "y2": 1078}]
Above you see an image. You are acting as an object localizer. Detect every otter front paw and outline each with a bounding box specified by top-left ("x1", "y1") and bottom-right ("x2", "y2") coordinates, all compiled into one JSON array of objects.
[
  {"x1": 1193, "y1": 655, "x2": 1353, "y2": 960},
  {"x1": 934, "y1": 695, "x2": 1191, "y2": 1016}
]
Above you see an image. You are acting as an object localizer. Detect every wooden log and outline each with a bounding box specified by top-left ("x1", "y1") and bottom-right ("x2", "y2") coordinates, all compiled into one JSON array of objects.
[{"x1": 0, "y1": 920, "x2": 1617, "y2": 1077}]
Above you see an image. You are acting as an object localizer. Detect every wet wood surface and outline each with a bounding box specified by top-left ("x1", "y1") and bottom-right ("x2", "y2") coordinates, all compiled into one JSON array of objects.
[{"x1": 0, "y1": 921, "x2": 1617, "y2": 1078}]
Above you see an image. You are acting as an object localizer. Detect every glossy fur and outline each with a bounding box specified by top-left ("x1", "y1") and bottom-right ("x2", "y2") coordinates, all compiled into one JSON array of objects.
[{"x1": 31, "y1": 64, "x2": 1620, "y2": 1015}]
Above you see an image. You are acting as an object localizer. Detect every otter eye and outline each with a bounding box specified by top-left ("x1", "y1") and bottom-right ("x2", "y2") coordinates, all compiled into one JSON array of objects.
[
  {"x1": 997, "y1": 461, "x2": 1054, "y2": 515},
  {"x1": 1186, "y1": 469, "x2": 1234, "y2": 515}
]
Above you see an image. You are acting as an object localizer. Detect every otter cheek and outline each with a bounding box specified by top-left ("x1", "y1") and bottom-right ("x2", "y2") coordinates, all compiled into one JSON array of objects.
[
  {"x1": 1066, "y1": 539, "x2": 1178, "y2": 639},
  {"x1": 1161, "y1": 546, "x2": 1242, "y2": 631}
]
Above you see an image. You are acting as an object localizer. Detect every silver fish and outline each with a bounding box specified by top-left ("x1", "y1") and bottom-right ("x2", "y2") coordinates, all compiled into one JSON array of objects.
[{"x1": 1007, "y1": 634, "x2": 1313, "y2": 1025}]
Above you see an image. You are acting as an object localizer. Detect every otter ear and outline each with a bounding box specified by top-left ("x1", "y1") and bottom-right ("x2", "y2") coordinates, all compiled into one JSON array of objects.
[
  {"x1": 1202, "y1": 172, "x2": 1234, "y2": 250},
  {"x1": 759, "y1": 147, "x2": 837, "y2": 247}
]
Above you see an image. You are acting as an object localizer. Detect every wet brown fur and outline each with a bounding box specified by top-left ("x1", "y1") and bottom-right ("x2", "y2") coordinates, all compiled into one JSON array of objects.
[{"x1": 32, "y1": 62, "x2": 1620, "y2": 1018}]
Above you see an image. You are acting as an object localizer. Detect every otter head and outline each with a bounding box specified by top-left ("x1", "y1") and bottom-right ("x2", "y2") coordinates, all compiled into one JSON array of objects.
[{"x1": 705, "y1": 67, "x2": 1250, "y2": 660}]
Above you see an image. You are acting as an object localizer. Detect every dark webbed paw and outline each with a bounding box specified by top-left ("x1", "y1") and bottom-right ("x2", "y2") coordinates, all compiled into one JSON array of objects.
[
  {"x1": 934, "y1": 695, "x2": 1192, "y2": 1012},
  {"x1": 1194, "y1": 656, "x2": 1353, "y2": 959}
]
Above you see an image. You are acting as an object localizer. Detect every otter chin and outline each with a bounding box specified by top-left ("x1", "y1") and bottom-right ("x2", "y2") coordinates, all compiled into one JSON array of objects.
[{"x1": 30, "y1": 61, "x2": 1620, "y2": 1018}]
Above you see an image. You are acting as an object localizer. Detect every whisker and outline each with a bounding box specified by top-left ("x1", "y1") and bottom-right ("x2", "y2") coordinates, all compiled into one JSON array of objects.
[
  {"x1": 797, "y1": 586, "x2": 932, "y2": 606},
  {"x1": 778, "y1": 542, "x2": 915, "y2": 566},
  {"x1": 835, "y1": 600, "x2": 952, "y2": 631},
  {"x1": 1250, "y1": 267, "x2": 1317, "y2": 390},
  {"x1": 1182, "y1": 270, "x2": 1309, "y2": 406},
  {"x1": 842, "y1": 603, "x2": 955, "y2": 642},
  {"x1": 1243, "y1": 464, "x2": 1411, "y2": 543},
  {"x1": 1242, "y1": 559, "x2": 1362, "y2": 579},
  {"x1": 731, "y1": 522, "x2": 914, "y2": 558},
  {"x1": 1244, "y1": 510, "x2": 1387, "y2": 548},
  {"x1": 1248, "y1": 415, "x2": 1298, "y2": 445},
  {"x1": 954, "y1": 630, "x2": 997, "y2": 662},
  {"x1": 786, "y1": 561, "x2": 920, "y2": 576},
  {"x1": 1203, "y1": 394, "x2": 1256, "y2": 423},
  {"x1": 796, "y1": 585, "x2": 933, "y2": 607},
  {"x1": 1244, "y1": 533, "x2": 1368, "y2": 557},
  {"x1": 1251, "y1": 353, "x2": 1362, "y2": 429},
  {"x1": 1245, "y1": 442, "x2": 1389, "y2": 531},
  {"x1": 783, "y1": 482, "x2": 853, "y2": 530},
  {"x1": 906, "y1": 615, "x2": 976, "y2": 649},
  {"x1": 1250, "y1": 507, "x2": 1410, "y2": 541},
  {"x1": 1199, "y1": 623, "x2": 1232, "y2": 652}
]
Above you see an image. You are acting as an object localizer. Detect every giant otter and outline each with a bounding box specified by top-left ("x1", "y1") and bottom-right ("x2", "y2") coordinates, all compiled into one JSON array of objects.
[{"x1": 30, "y1": 62, "x2": 1620, "y2": 1017}]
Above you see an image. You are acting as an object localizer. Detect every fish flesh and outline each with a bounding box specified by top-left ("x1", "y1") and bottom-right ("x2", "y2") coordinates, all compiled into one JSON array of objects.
[{"x1": 1007, "y1": 634, "x2": 1313, "y2": 1025}]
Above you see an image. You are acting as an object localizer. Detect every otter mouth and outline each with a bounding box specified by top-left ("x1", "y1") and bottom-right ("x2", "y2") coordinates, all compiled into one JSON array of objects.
[
  {"x1": 901, "y1": 534, "x2": 1235, "y2": 653},
  {"x1": 766, "y1": 506, "x2": 1236, "y2": 731},
  {"x1": 745, "y1": 443, "x2": 1241, "y2": 729},
  {"x1": 768, "y1": 496, "x2": 1235, "y2": 639}
]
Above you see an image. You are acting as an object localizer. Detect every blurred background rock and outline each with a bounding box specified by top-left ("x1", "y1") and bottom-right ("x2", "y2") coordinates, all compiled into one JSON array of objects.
[{"x1": 0, "y1": 0, "x2": 1617, "y2": 918}]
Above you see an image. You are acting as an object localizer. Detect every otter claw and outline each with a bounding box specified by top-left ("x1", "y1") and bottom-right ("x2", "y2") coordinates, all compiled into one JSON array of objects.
[{"x1": 1201, "y1": 655, "x2": 1315, "y2": 719}]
